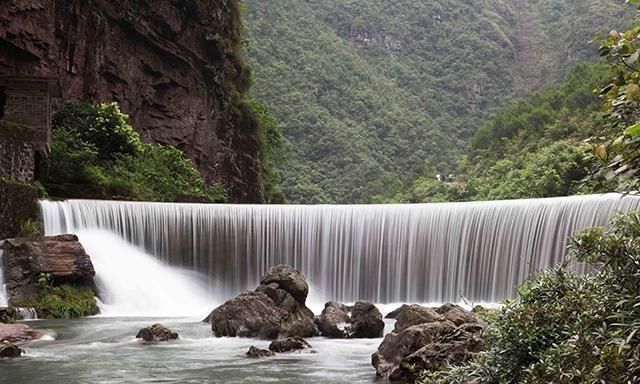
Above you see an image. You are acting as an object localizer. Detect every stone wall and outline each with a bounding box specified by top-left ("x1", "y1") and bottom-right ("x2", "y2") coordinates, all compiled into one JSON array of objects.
[
  {"x1": 0, "y1": 180, "x2": 41, "y2": 241},
  {"x1": 0, "y1": 121, "x2": 35, "y2": 182},
  {"x1": 0, "y1": 79, "x2": 51, "y2": 153}
]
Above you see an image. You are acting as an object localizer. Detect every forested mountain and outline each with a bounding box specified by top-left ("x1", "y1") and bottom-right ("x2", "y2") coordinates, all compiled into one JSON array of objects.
[{"x1": 244, "y1": 0, "x2": 632, "y2": 203}]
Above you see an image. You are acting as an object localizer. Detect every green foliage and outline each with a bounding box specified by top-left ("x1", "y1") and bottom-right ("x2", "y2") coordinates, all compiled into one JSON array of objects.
[
  {"x1": 18, "y1": 218, "x2": 41, "y2": 238},
  {"x1": 421, "y1": 212, "x2": 640, "y2": 383},
  {"x1": 390, "y1": 65, "x2": 607, "y2": 203},
  {"x1": 588, "y1": 5, "x2": 640, "y2": 191},
  {"x1": 16, "y1": 278, "x2": 98, "y2": 319},
  {"x1": 244, "y1": 0, "x2": 632, "y2": 203},
  {"x1": 42, "y1": 101, "x2": 228, "y2": 202},
  {"x1": 52, "y1": 101, "x2": 143, "y2": 160}
]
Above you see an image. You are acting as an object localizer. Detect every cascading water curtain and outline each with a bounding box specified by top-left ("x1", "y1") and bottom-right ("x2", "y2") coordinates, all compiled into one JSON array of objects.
[{"x1": 40, "y1": 193, "x2": 640, "y2": 304}]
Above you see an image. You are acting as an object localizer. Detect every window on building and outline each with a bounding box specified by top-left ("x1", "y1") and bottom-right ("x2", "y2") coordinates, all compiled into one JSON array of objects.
[{"x1": 0, "y1": 86, "x2": 6, "y2": 120}]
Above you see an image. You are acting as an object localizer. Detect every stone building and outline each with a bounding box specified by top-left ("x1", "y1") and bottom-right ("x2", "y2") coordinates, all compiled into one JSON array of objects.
[{"x1": 0, "y1": 76, "x2": 59, "y2": 182}]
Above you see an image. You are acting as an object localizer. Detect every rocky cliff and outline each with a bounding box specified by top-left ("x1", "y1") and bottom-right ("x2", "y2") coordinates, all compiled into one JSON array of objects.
[{"x1": 0, "y1": 0, "x2": 266, "y2": 202}]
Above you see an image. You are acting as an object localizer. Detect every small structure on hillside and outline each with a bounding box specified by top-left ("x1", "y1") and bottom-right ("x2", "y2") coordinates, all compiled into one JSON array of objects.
[{"x1": 0, "y1": 76, "x2": 59, "y2": 182}]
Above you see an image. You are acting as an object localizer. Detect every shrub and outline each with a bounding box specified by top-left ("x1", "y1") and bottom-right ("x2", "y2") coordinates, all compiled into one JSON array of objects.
[
  {"x1": 52, "y1": 101, "x2": 143, "y2": 160},
  {"x1": 421, "y1": 211, "x2": 640, "y2": 384},
  {"x1": 42, "y1": 101, "x2": 228, "y2": 202}
]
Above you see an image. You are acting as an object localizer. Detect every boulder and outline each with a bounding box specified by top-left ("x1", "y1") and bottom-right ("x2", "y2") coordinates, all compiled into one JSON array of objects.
[
  {"x1": 436, "y1": 303, "x2": 479, "y2": 326},
  {"x1": 268, "y1": 336, "x2": 312, "y2": 353},
  {"x1": 206, "y1": 266, "x2": 316, "y2": 339},
  {"x1": 315, "y1": 301, "x2": 351, "y2": 338},
  {"x1": 258, "y1": 264, "x2": 309, "y2": 304},
  {"x1": 394, "y1": 304, "x2": 443, "y2": 332},
  {"x1": 208, "y1": 291, "x2": 290, "y2": 339},
  {"x1": 316, "y1": 301, "x2": 384, "y2": 338},
  {"x1": 385, "y1": 305, "x2": 404, "y2": 319},
  {"x1": 350, "y1": 301, "x2": 385, "y2": 338},
  {"x1": 2, "y1": 235, "x2": 96, "y2": 304},
  {"x1": 372, "y1": 304, "x2": 484, "y2": 382},
  {"x1": 0, "y1": 342, "x2": 23, "y2": 358},
  {"x1": 136, "y1": 324, "x2": 179, "y2": 342},
  {"x1": 246, "y1": 345, "x2": 274, "y2": 358},
  {"x1": 0, "y1": 323, "x2": 43, "y2": 344}
]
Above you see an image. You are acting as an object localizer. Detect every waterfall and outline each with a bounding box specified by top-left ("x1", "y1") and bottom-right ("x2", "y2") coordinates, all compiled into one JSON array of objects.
[
  {"x1": 40, "y1": 193, "x2": 640, "y2": 304},
  {"x1": 0, "y1": 243, "x2": 7, "y2": 307}
]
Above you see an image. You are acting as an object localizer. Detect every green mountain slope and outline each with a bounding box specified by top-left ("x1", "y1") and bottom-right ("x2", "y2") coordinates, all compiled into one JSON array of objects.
[{"x1": 244, "y1": 0, "x2": 632, "y2": 203}]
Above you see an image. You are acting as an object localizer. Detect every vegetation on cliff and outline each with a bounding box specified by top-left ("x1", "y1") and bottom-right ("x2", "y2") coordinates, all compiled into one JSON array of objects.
[
  {"x1": 42, "y1": 101, "x2": 228, "y2": 202},
  {"x1": 244, "y1": 0, "x2": 632, "y2": 203}
]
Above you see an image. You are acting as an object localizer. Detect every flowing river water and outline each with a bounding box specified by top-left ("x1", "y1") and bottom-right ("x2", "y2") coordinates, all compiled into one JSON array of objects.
[
  {"x1": 2, "y1": 317, "x2": 395, "y2": 384},
  {"x1": 3, "y1": 194, "x2": 640, "y2": 382}
]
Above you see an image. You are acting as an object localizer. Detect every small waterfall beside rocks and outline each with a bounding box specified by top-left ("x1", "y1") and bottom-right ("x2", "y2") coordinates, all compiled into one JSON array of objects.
[
  {"x1": 40, "y1": 193, "x2": 640, "y2": 304},
  {"x1": 0, "y1": 243, "x2": 7, "y2": 307}
]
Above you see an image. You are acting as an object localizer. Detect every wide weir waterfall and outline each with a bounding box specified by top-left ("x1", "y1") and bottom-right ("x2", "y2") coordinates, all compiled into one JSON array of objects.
[{"x1": 40, "y1": 193, "x2": 640, "y2": 305}]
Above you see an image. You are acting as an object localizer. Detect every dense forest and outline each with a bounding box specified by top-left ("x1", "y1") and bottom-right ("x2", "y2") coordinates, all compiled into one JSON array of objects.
[{"x1": 244, "y1": 0, "x2": 633, "y2": 203}]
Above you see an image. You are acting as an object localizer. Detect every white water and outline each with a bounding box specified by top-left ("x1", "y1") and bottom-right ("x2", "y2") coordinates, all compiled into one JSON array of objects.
[
  {"x1": 0, "y1": 243, "x2": 8, "y2": 307},
  {"x1": 40, "y1": 193, "x2": 640, "y2": 305},
  {"x1": 76, "y1": 230, "x2": 217, "y2": 317}
]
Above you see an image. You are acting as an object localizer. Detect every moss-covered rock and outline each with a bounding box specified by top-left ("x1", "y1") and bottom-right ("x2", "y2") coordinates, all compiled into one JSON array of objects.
[{"x1": 14, "y1": 284, "x2": 98, "y2": 319}]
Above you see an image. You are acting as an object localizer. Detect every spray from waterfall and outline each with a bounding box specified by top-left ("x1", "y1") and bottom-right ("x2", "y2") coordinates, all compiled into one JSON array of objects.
[
  {"x1": 40, "y1": 193, "x2": 640, "y2": 305},
  {"x1": 76, "y1": 230, "x2": 217, "y2": 317}
]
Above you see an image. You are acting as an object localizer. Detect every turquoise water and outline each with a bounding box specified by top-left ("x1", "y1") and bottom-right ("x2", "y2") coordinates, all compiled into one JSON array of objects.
[{"x1": 1, "y1": 317, "x2": 390, "y2": 384}]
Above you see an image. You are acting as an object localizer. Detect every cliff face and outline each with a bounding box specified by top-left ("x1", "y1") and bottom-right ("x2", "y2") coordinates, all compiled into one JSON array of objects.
[{"x1": 0, "y1": 0, "x2": 265, "y2": 202}]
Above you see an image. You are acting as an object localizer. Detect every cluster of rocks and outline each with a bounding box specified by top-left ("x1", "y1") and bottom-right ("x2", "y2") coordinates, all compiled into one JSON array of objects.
[
  {"x1": 315, "y1": 301, "x2": 384, "y2": 338},
  {"x1": 372, "y1": 304, "x2": 484, "y2": 382}
]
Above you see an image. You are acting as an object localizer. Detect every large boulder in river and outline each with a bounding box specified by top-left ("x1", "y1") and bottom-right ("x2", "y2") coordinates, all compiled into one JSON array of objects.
[
  {"x1": 206, "y1": 265, "x2": 316, "y2": 339},
  {"x1": 136, "y1": 324, "x2": 179, "y2": 342},
  {"x1": 372, "y1": 304, "x2": 483, "y2": 382},
  {"x1": 2, "y1": 235, "x2": 96, "y2": 304},
  {"x1": 316, "y1": 301, "x2": 384, "y2": 338},
  {"x1": 0, "y1": 323, "x2": 43, "y2": 344}
]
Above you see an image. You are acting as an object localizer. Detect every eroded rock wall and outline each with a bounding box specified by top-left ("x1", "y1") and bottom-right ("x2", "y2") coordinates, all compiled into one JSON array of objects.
[{"x1": 0, "y1": 0, "x2": 265, "y2": 202}]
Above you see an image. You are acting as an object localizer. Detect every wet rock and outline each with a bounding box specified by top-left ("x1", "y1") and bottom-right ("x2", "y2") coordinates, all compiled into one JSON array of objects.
[
  {"x1": 394, "y1": 304, "x2": 443, "y2": 332},
  {"x1": 472, "y1": 305, "x2": 488, "y2": 314},
  {"x1": 436, "y1": 303, "x2": 479, "y2": 326},
  {"x1": 258, "y1": 265, "x2": 309, "y2": 304},
  {"x1": 136, "y1": 324, "x2": 179, "y2": 342},
  {"x1": 0, "y1": 323, "x2": 43, "y2": 343},
  {"x1": 315, "y1": 301, "x2": 384, "y2": 338},
  {"x1": 2, "y1": 235, "x2": 96, "y2": 304},
  {"x1": 372, "y1": 305, "x2": 483, "y2": 382},
  {"x1": 246, "y1": 345, "x2": 274, "y2": 358},
  {"x1": 209, "y1": 291, "x2": 289, "y2": 339},
  {"x1": 207, "y1": 266, "x2": 316, "y2": 339},
  {"x1": 268, "y1": 336, "x2": 312, "y2": 353},
  {"x1": 0, "y1": 342, "x2": 23, "y2": 358},
  {"x1": 350, "y1": 301, "x2": 385, "y2": 338},
  {"x1": 315, "y1": 302, "x2": 351, "y2": 338},
  {"x1": 384, "y1": 305, "x2": 404, "y2": 319}
]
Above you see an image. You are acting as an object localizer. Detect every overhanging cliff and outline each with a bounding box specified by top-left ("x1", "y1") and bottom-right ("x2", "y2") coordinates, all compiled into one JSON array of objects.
[{"x1": 0, "y1": 0, "x2": 266, "y2": 202}]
